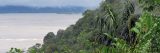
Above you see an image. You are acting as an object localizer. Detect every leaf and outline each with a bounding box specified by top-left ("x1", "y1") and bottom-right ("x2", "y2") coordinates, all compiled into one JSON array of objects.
[
  {"x1": 101, "y1": 46, "x2": 107, "y2": 53},
  {"x1": 136, "y1": 22, "x2": 141, "y2": 28},
  {"x1": 103, "y1": 33, "x2": 112, "y2": 39},
  {"x1": 131, "y1": 28, "x2": 140, "y2": 33}
]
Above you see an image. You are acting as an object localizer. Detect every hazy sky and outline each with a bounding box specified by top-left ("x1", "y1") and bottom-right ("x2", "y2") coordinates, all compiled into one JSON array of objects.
[{"x1": 0, "y1": 0, "x2": 102, "y2": 8}]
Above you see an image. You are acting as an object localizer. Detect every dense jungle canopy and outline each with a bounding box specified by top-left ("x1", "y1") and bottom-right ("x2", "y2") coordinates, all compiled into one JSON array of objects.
[{"x1": 8, "y1": 0, "x2": 160, "y2": 53}]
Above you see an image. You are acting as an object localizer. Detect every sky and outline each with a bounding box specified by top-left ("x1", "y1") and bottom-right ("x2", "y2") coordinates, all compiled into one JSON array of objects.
[{"x1": 0, "y1": 0, "x2": 103, "y2": 8}]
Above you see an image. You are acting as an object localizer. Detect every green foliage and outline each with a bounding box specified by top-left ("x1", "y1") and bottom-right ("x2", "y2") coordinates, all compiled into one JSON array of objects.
[
  {"x1": 27, "y1": 43, "x2": 42, "y2": 53},
  {"x1": 24, "y1": 0, "x2": 160, "y2": 53},
  {"x1": 130, "y1": 12, "x2": 154, "y2": 52},
  {"x1": 99, "y1": 12, "x2": 160, "y2": 53},
  {"x1": 43, "y1": 32, "x2": 56, "y2": 44},
  {"x1": 7, "y1": 48, "x2": 23, "y2": 53}
]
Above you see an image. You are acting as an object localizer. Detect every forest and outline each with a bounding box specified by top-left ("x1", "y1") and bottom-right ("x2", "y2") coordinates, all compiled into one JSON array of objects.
[{"x1": 8, "y1": 0, "x2": 160, "y2": 53}]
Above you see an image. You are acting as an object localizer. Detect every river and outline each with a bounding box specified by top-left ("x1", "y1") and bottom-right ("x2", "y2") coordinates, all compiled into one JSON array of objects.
[{"x1": 0, "y1": 13, "x2": 82, "y2": 53}]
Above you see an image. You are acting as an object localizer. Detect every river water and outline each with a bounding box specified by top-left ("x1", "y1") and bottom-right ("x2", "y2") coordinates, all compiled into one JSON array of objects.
[{"x1": 0, "y1": 13, "x2": 82, "y2": 53}]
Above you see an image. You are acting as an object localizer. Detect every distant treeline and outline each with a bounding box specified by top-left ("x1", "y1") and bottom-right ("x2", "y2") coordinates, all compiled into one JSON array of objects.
[{"x1": 0, "y1": 6, "x2": 86, "y2": 13}]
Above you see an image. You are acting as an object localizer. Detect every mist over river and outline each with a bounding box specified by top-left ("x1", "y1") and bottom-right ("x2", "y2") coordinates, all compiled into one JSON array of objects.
[{"x1": 0, "y1": 13, "x2": 82, "y2": 53}]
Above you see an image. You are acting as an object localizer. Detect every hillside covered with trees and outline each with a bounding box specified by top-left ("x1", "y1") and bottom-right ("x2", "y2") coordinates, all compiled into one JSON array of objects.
[{"x1": 8, "y1": 0, "x2": 160, "y2": 53}]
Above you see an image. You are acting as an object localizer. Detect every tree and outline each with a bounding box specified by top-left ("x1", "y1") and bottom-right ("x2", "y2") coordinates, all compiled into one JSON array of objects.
[{"x1": 43, "y1": 32, "x2": 56, "y2": 44}]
